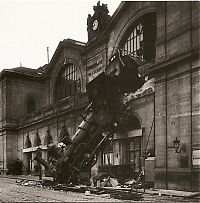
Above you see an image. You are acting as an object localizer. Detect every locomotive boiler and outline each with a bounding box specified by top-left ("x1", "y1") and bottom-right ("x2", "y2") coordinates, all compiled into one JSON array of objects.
[{"x1": 34, "y1": 52, "x2": 145, "y2": 184}]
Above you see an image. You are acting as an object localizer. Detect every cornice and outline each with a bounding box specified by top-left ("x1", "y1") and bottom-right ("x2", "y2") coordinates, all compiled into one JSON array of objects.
[
  {"x1": 0, "y1": 69, "x2": 42, "y2": 82},
  {"x1": 139, "y1": 48, "x2": 199, "y2": 76}
]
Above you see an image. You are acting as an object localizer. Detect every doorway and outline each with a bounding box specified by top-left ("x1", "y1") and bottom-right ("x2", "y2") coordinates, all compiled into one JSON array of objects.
[{"x1": 24, "y1": 152, "x2": 32, "y2": 174}]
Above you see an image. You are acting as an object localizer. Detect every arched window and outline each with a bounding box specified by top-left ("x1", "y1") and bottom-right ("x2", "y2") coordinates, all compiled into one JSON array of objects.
[
  {"x1": 25, "y1": 135, "x2": 32, "y2": 148},
  {"x1": 27, "y1": 97, "x2": 36, "y2": 113},
  {"x1": 33, "y1": 131, "x2": 41, "y2": 147},
  {"x1": 55, "y1": 63, "x2": 81, "y2": 101},
  {"x1": 44, "y1": 129, "x2": 53, "y2": 145},
  {"x1": 119, "y1": 12, "x2": 156, "y2": 61}
]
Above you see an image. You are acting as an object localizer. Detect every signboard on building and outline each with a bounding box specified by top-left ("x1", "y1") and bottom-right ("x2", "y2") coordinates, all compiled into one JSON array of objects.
[
  {"x1": 127, "y1": 129, "x2": 142, "y2": 138},
  {"x1": 87, "y1": 54, "x2": 104, "y2": 82},
  {"x1": 193, "y1": 149, "x2": 200, "y2": 167}
]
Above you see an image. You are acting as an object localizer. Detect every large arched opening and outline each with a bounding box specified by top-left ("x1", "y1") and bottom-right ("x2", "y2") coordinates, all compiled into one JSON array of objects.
[
  {"x1": 54, "y1": 63, "x2": 82, "y2": 102},
  {"x1": 99, "y1": 115, "x2": 143, "y2": 181}
]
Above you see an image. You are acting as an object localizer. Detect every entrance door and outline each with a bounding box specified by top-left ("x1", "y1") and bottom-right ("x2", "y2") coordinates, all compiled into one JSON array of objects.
[{"x1": 128, "y1": 136, "x2": 142, "y2": 174}]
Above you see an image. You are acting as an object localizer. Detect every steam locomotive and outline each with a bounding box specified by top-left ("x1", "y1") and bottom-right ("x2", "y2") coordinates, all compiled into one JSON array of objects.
[{"x1": 34, "y1": 52, "x2": 145, "y2": 184}]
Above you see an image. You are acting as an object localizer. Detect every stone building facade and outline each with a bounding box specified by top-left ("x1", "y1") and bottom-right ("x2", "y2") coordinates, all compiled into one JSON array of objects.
[{"x1": 0, "y1": 1, "x2": 199, "y2": 191}]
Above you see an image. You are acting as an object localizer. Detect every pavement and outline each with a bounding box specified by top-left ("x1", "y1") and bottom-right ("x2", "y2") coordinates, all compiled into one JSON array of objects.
[{"x1": 1, "y1": 174, "x2": 200, "y2": 199}]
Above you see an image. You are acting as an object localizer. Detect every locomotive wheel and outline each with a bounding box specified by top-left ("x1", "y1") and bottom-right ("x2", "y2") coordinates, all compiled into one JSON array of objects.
[{"x1": 85, "y1": 152, "x2": 98, "y2": 167}]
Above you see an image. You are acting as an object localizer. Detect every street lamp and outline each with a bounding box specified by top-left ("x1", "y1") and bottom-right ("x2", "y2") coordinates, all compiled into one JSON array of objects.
[{"x1": 173, "y1": 137, "x2": 180, "y2": 153}]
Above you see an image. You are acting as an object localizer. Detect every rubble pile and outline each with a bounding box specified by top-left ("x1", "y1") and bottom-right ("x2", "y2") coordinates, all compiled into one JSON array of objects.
[
  {"x1": 122, "y1": 78, "x2": 155, "y2": 104},
  {"x1": 16, "y1": 179, "x2": 43, "y2": 187},
  {"x1": 15, "y1": 176, "x2": 144, "y2": 201}
]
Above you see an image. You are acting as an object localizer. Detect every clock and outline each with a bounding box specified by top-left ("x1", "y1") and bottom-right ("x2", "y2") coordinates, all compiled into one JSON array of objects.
[{"x1": 92, "y1": 19, "x2": 98, "y2": 31}]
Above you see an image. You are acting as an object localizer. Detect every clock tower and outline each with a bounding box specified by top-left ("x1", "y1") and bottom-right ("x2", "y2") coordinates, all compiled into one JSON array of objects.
[{"x1": 87, "y1": 1, "x2": 111, "y2": 42}]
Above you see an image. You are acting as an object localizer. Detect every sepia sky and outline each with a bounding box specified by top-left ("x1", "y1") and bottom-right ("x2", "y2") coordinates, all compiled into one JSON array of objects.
[{"x1": 0, "y1": 0, "x2": 121, "y2": 71}]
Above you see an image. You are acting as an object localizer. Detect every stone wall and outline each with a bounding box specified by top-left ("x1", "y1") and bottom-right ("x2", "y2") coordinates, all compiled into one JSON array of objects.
[
  {"x1": 152, "y1": 1, "x2": 200, "y2": 191},
  {"x1": 154, "y1": 64, "x2": 200, "y2": 191},
  {"x1": 132, "y1": 93, "x2": 155, "y2": 154},
  {"x1": 6, "y1": 77, "x2": 43, "y2": 120},
  {"x1": 17, "y1": 103, "x2": 87, "y2": 173},
  {"x1": 0, "y1": 78, "x2": 7, "y2": 127}
]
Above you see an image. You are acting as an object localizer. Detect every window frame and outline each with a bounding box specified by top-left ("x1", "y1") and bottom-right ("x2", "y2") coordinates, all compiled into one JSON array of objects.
[
  {"x1": 126, "y1": 137, "x2": 141, "y2": 168},
  {"x1": 119, "y1": 12, "x2": 156, "y2": 61},
  {"x1": 121, "y1": 22, "x2": 144, "y2": 58},
  {"x1": 55, "y1": 63, "x2": 81, "y2": 101},
  {"x1": 101, "y1": 139, "x2": 113, "y2": 165}
]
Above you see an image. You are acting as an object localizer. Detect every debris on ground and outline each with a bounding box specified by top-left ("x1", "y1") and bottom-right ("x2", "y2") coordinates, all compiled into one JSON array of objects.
[
  {"x1": 16, "y1": 179, "x2": 42, "y2": 187},
  {"x1": 90, "y1": 187, "x2": 106, "y2": 195},
  {"x1": 85, "y1": 190, "x2": 90, "y2": 196},
  {"x1": 110, "y1": 191, "x2": 142, "y2": 201},
  {"x1": 15, "y1": 177, "x2": 144, "y2": 201},
  {"x1": 101, "y1": 177, "x2": 119, "y2": 187},
  {"x1": 124, "y1": 178, "x2": 137, "y2": 185},
  {"x1": 52, "y1": 184, "x2": 67, "y2": 191},
  {"x1": 42, "y1": 179, "x2": 56, "y2": 187},
  {"x1": 93, "y1": 173, "x2": 119, "y2": 188}
]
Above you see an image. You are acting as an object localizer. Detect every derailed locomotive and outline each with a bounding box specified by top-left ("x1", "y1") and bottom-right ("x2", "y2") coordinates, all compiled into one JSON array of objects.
[{"x1": 34, "y1": 52, "x2": 145, "y2": 184}]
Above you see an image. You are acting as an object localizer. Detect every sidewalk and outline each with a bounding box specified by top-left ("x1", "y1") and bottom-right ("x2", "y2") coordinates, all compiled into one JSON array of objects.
[
  {"x1": 1, "y1": 174, "x2": 200, "y2": 199},
  {"x1": 146, "y1": 188, "x2": 200, "y2": 198}
]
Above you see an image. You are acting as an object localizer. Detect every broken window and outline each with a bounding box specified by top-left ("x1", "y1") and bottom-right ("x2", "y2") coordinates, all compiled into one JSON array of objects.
[
  {"x1": 120, "y1": 12, "x2": 156, "y2": 61},
  {"x1": 101, "y1": 139, "x2": 113, "y2": 165}
]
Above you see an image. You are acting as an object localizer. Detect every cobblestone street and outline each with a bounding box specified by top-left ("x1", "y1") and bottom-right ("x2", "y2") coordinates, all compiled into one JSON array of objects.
[{"x1": 0, "y1": 177, "x2": 199, "y2": 202}]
